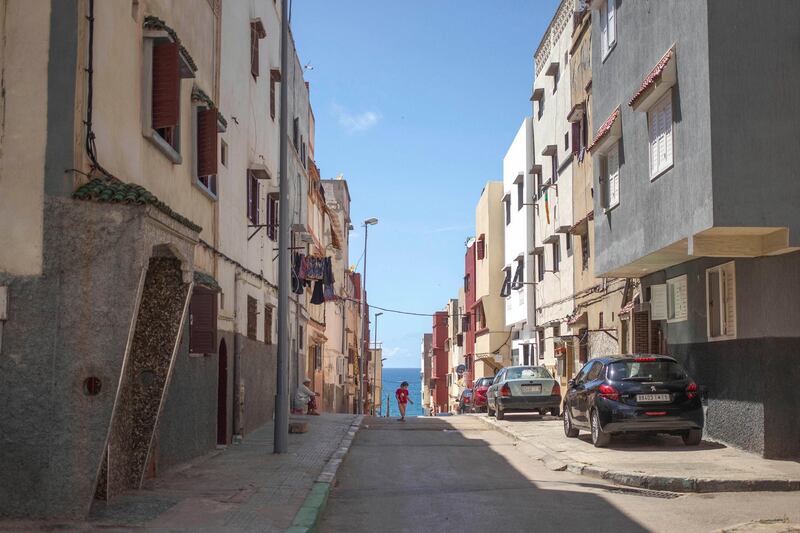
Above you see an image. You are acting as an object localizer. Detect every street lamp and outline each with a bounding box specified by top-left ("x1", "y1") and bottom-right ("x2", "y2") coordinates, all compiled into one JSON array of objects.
[
  {"x1": 372, "y1": 311, "x2": 383, "y2": 415},
  {"x1": 358, "y1": 217, "x2": 378, "y2": 414}
]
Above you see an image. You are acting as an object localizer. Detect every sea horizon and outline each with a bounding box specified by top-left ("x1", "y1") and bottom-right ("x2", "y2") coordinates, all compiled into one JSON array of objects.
[{"x1": 381, "y1": 367, "x2": 423, "y2": 418}]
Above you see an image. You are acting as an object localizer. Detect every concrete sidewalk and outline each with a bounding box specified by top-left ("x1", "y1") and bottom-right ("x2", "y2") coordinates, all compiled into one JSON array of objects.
[
  {"x1": 475, "y1": 413, "x2": 800, "y2": 493},
  {"x1": 1, "y1": 414, "x2": 360, "y2": 532}
]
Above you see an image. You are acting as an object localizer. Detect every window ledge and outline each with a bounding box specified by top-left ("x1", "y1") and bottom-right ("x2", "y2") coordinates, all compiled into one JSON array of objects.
[
  {"x1": 650, "y1": 163, "x2": 673, "y2": 182},
  {"x1": 475, "y1": 328, "x2": 490, "y2": 337},
  {"x1": 602, "y1": 41, "x2": 617, "y2": 63},
  {"x1": 708, "y1": 335, "x2": 736, "y2": 342},
  {"x1": 145, "y1": 130, "x2": 182, "y2": 164},
  {"x1": 604, "y1": 203, "x2": 619, "y2": 214},
  {"x1": 192, "y1": 176, "x2": 218, "y2": 201}
]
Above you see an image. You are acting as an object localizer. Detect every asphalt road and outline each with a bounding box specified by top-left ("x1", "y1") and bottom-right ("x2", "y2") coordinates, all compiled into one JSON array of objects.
[{"x1": 319, "y1": 415, "x2": 800, "y2": 533}]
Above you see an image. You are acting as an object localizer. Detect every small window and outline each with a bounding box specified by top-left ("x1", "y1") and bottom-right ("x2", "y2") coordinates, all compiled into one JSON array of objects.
[
  {"x1": 667, "y1": 274, "x2": 688, "y2": 322},
  {"x1": 648, "y1": 90, "x2": 674, "y2": 179},
  {"x1": 195, "y1": 106, "x2": 218, "y2": 196},
  {"x1": 581, "y1": 233, "x2": 590, "y2": 271},
  {"x1": 504, "y1": 197, "x2": 511, "y2": 225},
  {"x1": 537, "y1": 253, "x2": 545, "y2": 282},
  {"x1": 565, "y1": 234, "x2": 572, "y2": 253},
  {"x1": 564, "y1": 132, "x2": 569, "y2": 151},
  {"x1": 599, "y1": 312, "x2": 604, "y2": 329},
  {"x1": 266, "y1": 192, "x2": 279, "y2": 241},
  {"x1": 601, "y1": 142, "x2": 620, "y2": 210},
  {"x1": 270, "y1": 69, "x2": 281, "y2": 120},
  {"x1": 247, "y1": 171, "x2": 260, "y2": 225},
  {"x1": 250, "y1": 20, "x2": 266, "y2": 79},
  {"x1": 511, "y1": 259, "x2": 524, "y2": 290},
  {"x1": 151, "y1": 41, "x2": 181, "y2": 154},
  {"x1": 463, "y1": 274, "x2": 470, "y2": 292},
  {"x1": 517, "y1": 181, "x2": 524, "y2": 211},
  {"x1": 707, "y1": 263, "x2": 736, "y2": 340},
  {"x1": 500, "y1": 267, "x2": 512, "y2": 298},
  {"x1": 537, "y1": 330, "x2": 545, "y2": 361},
  {"x1": 247, "y1": 296, "x2": 258, "y2": 339},
  {"x1": 552, "y1": 239, "x2": 560, "y2": 272},
  {"x1": 189, "y1": 286, "x2": 218, "y2": 354},
  {"x1": 476, "y1": 235, "x2": 486, "y2": 260},
  {"x1": 538, "y1": 95, "x2": 545, "y2": 119},
  {"x1": 600, "y1": 0, "x2": 617, "y2": 60},
  {"x1": 220, "y1": 139, "x2": 228, "y2": 167},
  {"x1": 551, "y1": 153, "x2": 559, "y2": 183},
  {"x1": 293, "y1": 117, "x2": 300, "y2": 149},
  {"x1": 264, "y1": 305, "x2": 273, "y2": 345}
]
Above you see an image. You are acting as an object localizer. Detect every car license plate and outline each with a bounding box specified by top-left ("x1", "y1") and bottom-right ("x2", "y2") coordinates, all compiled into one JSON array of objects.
[
  {"x1": 636, "y1": 393, "x2": 670, "y2": 403},
  {"x1": 521, "y1": 384, "x2": 542, "y2": 393}
]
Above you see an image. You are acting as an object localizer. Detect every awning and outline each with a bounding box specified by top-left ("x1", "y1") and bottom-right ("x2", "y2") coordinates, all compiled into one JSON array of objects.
[
  {"x1": 629, "y1": 45, "x2": 676, "y2": 111},
  {"x1": 567, "y1": 102, "x2": 585, "y2": 123},
  {"x1": 530, "y1": 87, "x2": 544, "y2": 102},
  {"x1": 588, "y1": 106, "x2": 621, "y2": 154},
  {"x1": 541, "y1": 144, "x2": 558, "y2": 157},
  {"x1": 568, "y1": 211, "x2": 595, "y2": 235},
  {"x1": 568, "y1": 311, "x2": 587, "y2": 326}
]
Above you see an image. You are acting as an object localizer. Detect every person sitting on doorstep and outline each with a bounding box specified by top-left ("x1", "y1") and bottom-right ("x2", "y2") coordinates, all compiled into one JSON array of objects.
[{"x1": 293, "y1": 377, "x2": 320, "y2": 415}]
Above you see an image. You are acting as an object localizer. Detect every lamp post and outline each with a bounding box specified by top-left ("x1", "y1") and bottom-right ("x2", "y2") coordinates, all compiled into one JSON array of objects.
[
  {"x1": 372, "y1": 311, "x2": 383, "y2": 414},
  {"x1": 358, "y1": 217, "x2": 378, "y2": 414}
]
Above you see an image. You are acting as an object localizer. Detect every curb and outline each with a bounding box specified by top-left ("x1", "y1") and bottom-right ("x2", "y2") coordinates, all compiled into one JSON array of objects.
[
  {"x1": 286, "y1": 415, "x2": 363, "y2": 533},
  {"x1": 475, "y1": 415, "x2": 800, "y2": 493}
]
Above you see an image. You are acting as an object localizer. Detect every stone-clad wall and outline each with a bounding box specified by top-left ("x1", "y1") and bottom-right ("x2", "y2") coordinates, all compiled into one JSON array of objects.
[{"x1": 238, "y1": 334, "x2": 277, "y2": 435}]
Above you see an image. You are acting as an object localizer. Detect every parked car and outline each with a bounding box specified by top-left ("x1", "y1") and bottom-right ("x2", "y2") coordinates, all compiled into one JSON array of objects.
[
  {"x1": 457, "y1": 389, "x2": 473, "y2": 413},
  {"x1": 472, "y1": 377, "x2": 494, "y2": 412},
  {"x1": 487, "y1": 366, "x2": 560, "y2": 420},
  {"x1": 562, "y1": 355, "x2": 704, "y2": 448}
]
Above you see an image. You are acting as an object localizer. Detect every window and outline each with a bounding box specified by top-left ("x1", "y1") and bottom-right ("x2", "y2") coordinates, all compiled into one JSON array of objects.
[
  {"x1": 247, "y1": 171, "x2": 259, "y2": 224},
  {"x1": 475, "y1": 302, "x2": 487, "y2": 330},
  {"x1": 564, "y1": 132, "x2": 569, "y2": 151},
  {"x1": 511, "y1": 259, "x2": 524, "y2": 290},
  {"x1": 537, "y1": 253, "x2": 545, "y2": 282},
  {"x1": 537, "y1": 330, "x2": 545, "y2": 361},
  {"x1": 476, "y1": 235, "x2": 485, "y2": 260},
  {"x1": 600, "y1": 0, "x2": 616, "y2": 60},
  {"x1": 586, "y1": 361, "x2": 604, "y2": 381},
  {"x1": 504, "y1": 197, "x2": 511, "y2": 225},
  {"x1": 293, "y1": 117, "x2": 300, "y2": 149},
  {"x1": 536, "y1": 171, "x2": 543, "y2": 200},
  {"x1": 264, "y1": 305, "x2": 273, "y2": 345},
  {"x1": 313, "y1": 344, "x2": 322, "y2": 370},
  {"x1": 266, "y1": 192, "x2": 279, "y2": 241},
  {"x1": 195, "y1": 106, "x2": 218, "y2": 195},
  {"x1": 565, "y1": 234, "x2": 572, "y2": 254},
  {"x1": 247, "y1": 295, "x2": 258, "y2": 339},
  {"x1": 599, "y1": 312, "x2": 604, "y2": 329},
  {"x1": 150, "y1": 41, "x2": 181, "y2": 156},
  {"x1": 461, "y1": 315, "x2": 470, "y2": 332},
  {"x1": 571, "y1": 121, "x2": 581, "y2": 156},
  {"x1": 581, "y1": 233, "x2": 590, "y2": 271},
  {"x1": 666, "y1": 274, "x2": 688, "y2": 322},
  {"x1": 551, "y1": 153, "x2": 559, "y2": 182},
  {"x1": 538, "y1": 95, "x2": 545, "y2": 119},
  {"x1": 189, "y1": 286, "x2": 217, "y2": 354},
  {"x1": 270, "y1": 69, "x2": 281, "y2": 120},
  {"x1": 463, "y1": 274, "x2": 470, "y2": 292},
  {"x1": 500, "y1": 267, "x2": 512, "y2": 298},
  {"x1": 517, "y1": 181, "x2": 524, "y2": 210},
  {"x1": 707, "y1": 262, "x2": 736, "y2": 340},
  {"x1": 250, "y1": 20, "x2": 266, "y2": 79},
  {"x1": 601, "y1": 141, "x2": 620, "y2": 210},
  {"x1": 648, "y1": 90, "x2": 674, "y2": 179},
  {"x1": 552, "y1": 239, "x2": 560, "y2": 272}
]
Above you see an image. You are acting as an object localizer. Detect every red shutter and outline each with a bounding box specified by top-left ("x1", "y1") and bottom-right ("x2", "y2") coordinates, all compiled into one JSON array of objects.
[
  {"x1": 571, "y1": 121, "x2": 581, "y2": 155},
  {"x1": 152, "y1": 42, "x2": 180, "y2": 129},
  {"x1": 189, "y1": 287, "x2": 217, "y2": 354},
  {"x1": 250, "y1": 24, "x2": 259, "y2": 78},
  {"x1": 197, "y1": 108, "x2": 218, "y2": 177}
]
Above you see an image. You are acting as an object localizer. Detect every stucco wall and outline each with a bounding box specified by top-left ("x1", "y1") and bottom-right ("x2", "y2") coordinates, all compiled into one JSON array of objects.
[
  {"x1": 0, "y1": 0, "x2": 50, "y2": 275},
  {"x1": 591, "y1": 0, "x2": 713, "y2": 276},
  {"x1": 707, "y1": 1, "x2": 800, "y2": 244}
]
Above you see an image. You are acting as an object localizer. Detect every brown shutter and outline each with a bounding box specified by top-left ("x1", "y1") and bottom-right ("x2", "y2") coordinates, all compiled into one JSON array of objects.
[
  {"x1": 190, "y1": 287, "x2": 217, "y2": 354},
  {"x1": 197, "y1": 108, "x2": 218, "y2": 177},
  {"x1": 571, "y1": 121, "x2": 581, "y2": 155},
  {"x1": 250, "y1": 23, "x2": 259, "y2": 78},
  {"x1": 152, "y1": 41, "x2": 180, "y2": 129}
]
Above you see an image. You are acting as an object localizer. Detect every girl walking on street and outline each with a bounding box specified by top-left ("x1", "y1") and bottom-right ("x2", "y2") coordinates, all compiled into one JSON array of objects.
[{"x1": 396, "y1": 381, "x2": 413, "y2": 421}]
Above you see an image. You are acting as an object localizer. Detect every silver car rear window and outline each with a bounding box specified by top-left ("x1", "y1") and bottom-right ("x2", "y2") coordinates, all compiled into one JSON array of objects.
[{"x1": 505, "y1": 367, "x2": 552, "y2": 380}]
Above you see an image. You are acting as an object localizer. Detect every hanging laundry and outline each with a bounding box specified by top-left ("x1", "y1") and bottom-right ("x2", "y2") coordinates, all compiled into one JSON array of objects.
[
  {"x1": 292, "y1": 253, "x2": 305, "y2": 294},
  {"x1": 544, "y1": 189, "x2": 551, "y2": 224},
  {"x1": 304, "y1": 256, "x2": 325, "y2": 280},
  {"x1": 310, "y1": 280, "x2": 325, "y2": 304}
]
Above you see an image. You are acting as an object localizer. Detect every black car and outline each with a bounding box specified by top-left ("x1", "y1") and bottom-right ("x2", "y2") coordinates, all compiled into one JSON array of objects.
[
  {"x1": 457, "y1": 389, "x2": 473, "y2": 413},
  {"x1": 562, "y1": 355, "x2": 704, "y2": 447}
]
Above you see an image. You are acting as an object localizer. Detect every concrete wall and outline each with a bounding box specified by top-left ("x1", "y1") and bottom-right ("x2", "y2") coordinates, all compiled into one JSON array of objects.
[
  {"x1": 0, "y1": 0, "x2": 49, "y2": 275},
  {"x1": 707, "y1": 1, "x2": 800, "y2": 244},
  {"x1": 591, "y1": 0, "x2": 713, "y2": 276}
]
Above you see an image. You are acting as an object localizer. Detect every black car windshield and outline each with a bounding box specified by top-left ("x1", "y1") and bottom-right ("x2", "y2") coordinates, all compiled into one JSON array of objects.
[
  {"x1": 505, "y1": 367, "x2": 552, "y2": 380},
  {"x1": 607, "y1": 360, "x2": 687, "y2": 382}
]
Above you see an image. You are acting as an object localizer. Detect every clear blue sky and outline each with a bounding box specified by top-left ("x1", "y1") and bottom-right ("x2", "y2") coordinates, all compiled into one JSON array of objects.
[{"x1": 292, "y1": 1, "x2": 560, "y2": 368}]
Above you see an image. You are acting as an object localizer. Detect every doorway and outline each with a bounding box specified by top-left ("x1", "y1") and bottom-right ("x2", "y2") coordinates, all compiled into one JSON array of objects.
[{"x1": 217, "y1": 339, "x2": 228, "y2": 445}]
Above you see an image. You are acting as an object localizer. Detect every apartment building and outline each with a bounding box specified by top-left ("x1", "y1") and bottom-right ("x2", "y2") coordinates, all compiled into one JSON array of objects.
[
  {"x1": 420, "y1": 333, "x2": 433, "y2": 414},
  {"x1": 564, "y1": 1, "x2": 624, "y2": 383},
  {"x1": 502, "y1": 119, "x2": 537, "y2": 367},
  {"x1": 463, "y1": 241, "x2": 478, "y2": 386},
  {"x1": 431, "y1": 311, "x2": 449, "y2": 413},
  {"x1": 474, "y1": 182, "x2": 511, "y2": 378},
  {"x1": 531, "y1": 0, "x2": 575, "y2": 379},
  {"x1": 446, "y1": 293, "x2": 466, "y2": 410},
  {"x1": 589, "y1": 0, "x2": 800, "y2": 458}
]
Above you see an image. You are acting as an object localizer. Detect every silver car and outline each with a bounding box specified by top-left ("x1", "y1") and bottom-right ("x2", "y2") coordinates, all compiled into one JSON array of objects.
[{"x1": 487, "y1": 366, "x2": 561, "y2": 420}]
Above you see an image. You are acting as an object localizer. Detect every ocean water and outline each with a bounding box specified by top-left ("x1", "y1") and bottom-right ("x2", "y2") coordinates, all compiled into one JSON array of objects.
[{"x1": 381, "y1": 367, "x2": 423, "y2": 418}]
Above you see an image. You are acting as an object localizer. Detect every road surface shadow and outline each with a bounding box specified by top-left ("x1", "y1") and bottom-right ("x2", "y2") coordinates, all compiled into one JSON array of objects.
[{"x1": 320, "y1": 416, "x2": 650, "y2": 533}]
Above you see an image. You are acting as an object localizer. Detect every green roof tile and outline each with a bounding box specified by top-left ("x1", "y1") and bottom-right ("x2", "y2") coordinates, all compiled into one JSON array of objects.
[{"x1": 73, "y1": 178, "x2": 202, "y2": 233}]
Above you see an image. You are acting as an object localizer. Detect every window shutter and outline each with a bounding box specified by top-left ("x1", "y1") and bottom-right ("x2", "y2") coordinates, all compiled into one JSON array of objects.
[
  {"x1": 722, "y1": 263, "x2": 736, "y2": 337},
  {"x1": 599, "y1": 2, "x2": 608, "y2": 56},
  {"x1": 650, "y1": 284, "x2": 668, "y2": 320},
  {"x1": 250, "y1": 23, "x2": 259, "y2": 78},
  {"x1": 152, "y1": 41, "x2": 180, "y2": 129},
  {"x1": 197, "y1": 108, "x2": 218, "y2": 178},
  {"x1": 608, "y1": 144, "x2": 620, "y2": 207},
  {"x1": 189, "y1": 287, "x2": 217, "y2": 354},
  {"x1": 607, "y1": 0, "x2": 616, "y2": 45},
  {"x1": 662, "y1": 97, "x2": 673, "y2": 168},
  {"x1": 571, "y1": 121, "x2": 581, "y2": 155},
  {"x1": 649, "y1": 109, "x2": 659, "y2": 175}
]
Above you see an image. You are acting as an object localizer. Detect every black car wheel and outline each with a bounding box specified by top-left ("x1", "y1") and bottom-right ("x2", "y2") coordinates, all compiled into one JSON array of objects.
[
  {"x1": 590, "y1": 409, "x2": 611, "y2": 448},
  {"x1": 683, "y1": 428, "x2": 702, "y2": 446},
  {"x1": 550, "y1": 407, "x2": 560, "y2": 417},
  {"x1": 496, "y1": 406, "x2": 505, "y2": 420},
  {"x1": 563, "y1": 408, "x2": 579, "y2": 438}
]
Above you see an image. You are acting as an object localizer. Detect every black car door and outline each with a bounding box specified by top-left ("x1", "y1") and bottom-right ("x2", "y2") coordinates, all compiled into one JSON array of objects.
[
  {"x1": 568, "y1": 362, "x2": 591, "y2": 423},
  {"x1": 582, "y1": 361, "x2": 606, "y2": 417},
  {"x1": 575, "y1": 362, "x2": 601, "y2": 423}
]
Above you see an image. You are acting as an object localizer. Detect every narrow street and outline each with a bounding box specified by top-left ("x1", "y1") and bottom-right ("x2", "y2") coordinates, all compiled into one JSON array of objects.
[{"x1": 320, "y1": 416, "x2": 800, "y2": 533}]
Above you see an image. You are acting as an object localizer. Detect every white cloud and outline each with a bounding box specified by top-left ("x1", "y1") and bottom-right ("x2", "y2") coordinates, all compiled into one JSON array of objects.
[{"x1": 332, "y1": 103, "x2": 381, "y2": 133}]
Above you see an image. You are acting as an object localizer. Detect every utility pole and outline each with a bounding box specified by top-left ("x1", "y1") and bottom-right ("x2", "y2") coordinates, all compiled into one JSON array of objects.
[
  {"x1": 372, "y1": 312, "x2": 383, "y2": 414},
  {"x1": 274, "y1": 0, "x2": 290, "y2": 454},
  {"x1": 358, "y1": 218, "x2": 378, "y2": 414}
]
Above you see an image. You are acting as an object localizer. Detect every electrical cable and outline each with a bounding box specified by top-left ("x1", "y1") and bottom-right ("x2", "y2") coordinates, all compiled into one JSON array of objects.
[{"x1": 83, "y1": 0, "x2": 114, "y2": 180}]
